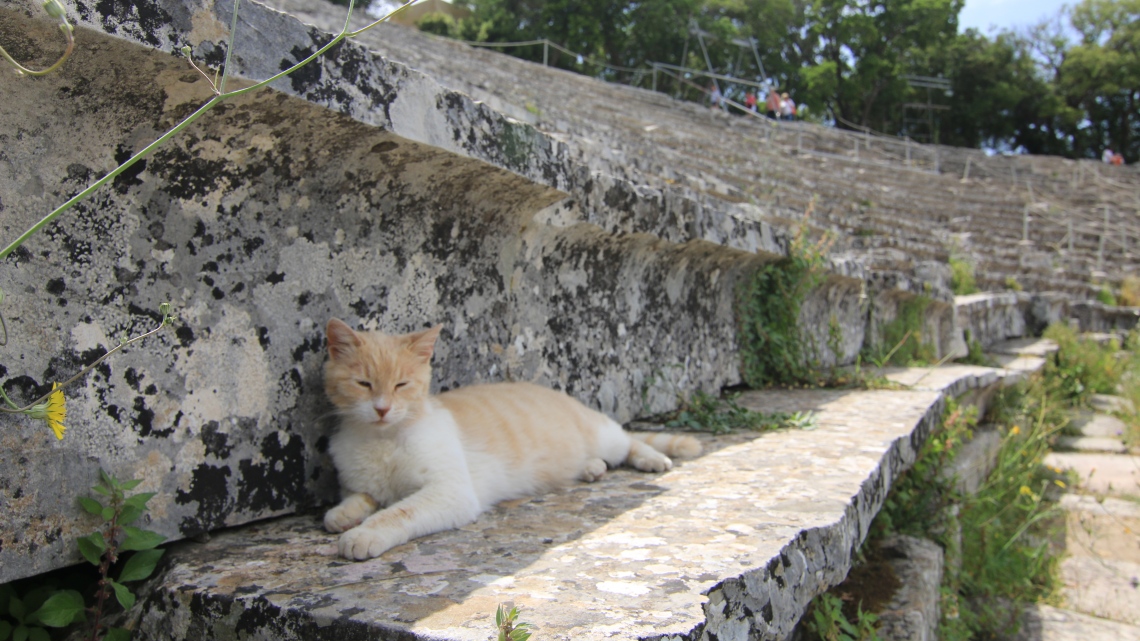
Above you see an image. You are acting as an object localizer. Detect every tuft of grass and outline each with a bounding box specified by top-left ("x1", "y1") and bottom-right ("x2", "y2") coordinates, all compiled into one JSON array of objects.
[
  {"x1": 1042, "y1": 323, "x2": 1122, "y2": 405},
  {"x1": 1096, "y1": 285, "x2": 1117, "y2": 306},
  {"x1": 803, "y1": 592, "x2": 881, "y2": 641},
  {"x1": 864, "y1": 296, "x2": 937, "y2": 367},
  {"x1": 950, "y1": 257, "x2": 978, "y2": 296},
  {"x1": 1004, "y1": 276, "x2": 1023, "y2": 292},
  {"x1": 735, "y1": 205, "x2": 831, "y2": 387},
  {"x1": 662, "y1": 391, "x2": 816, "y2": 434},
  {"x1": 1119, "y1": 275, "x2": 1140, "y2": 307}
]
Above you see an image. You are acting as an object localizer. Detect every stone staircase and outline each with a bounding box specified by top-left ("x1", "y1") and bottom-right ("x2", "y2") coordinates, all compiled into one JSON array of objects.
[
  {"x1": 0, "y1": 0, "x2": 1137, "y2": 639},
  {"x1": 1024, "y1": 395, "x2": 1140, "y2": 639},
  {"x1": 259, "y1": 0, "x2": 1140, "y2": 299}
]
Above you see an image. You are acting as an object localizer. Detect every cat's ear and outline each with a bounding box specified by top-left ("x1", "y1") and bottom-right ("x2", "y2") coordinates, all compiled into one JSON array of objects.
[
  {"x1": 406, "y1": 325, "x2": 442, "y2": 361},
  {"x1": 326, "y1": 318, "x2": 362, "y2": 360}
]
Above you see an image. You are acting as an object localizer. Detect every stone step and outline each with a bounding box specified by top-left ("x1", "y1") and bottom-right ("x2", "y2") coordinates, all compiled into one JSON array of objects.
[
  {"x1": 1068, "y1": 411, "x2": 1129, "y2": 439},
  {"x1": 1092, "y1": 394, "x2": 1138, "y2": 415},
  {"x1": 1061, "y1": 494, "x2": 1140, "y2": 565},
  {"x1": 1059, "y1": 556, "x2": 1140, "y2": 627},
  {"x1": 1044, "y1": 453, "x2": 1140, "y2": 497},
  {"x1": 1055, "y1": 435, "x2": 1129, "y2": 454},
  {"x1": 1013, "y1": 604, "x2": 1140, "y2": 641},
  {"x1": 126, "y1": 377, "x2": 1012, "y2": 641}
]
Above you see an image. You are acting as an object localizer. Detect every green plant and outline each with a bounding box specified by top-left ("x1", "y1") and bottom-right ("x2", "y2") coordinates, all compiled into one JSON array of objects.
[
  {"x1": 1042, "y1": 323, "x2": 1122, "y2": 405},
  {"x1": 804, "y1": 593, "x2": 880, "y2": 641},
  {"x1": 1119, "y1": 275, "x2": 1140, "y2": 307},
  {"x1": 956, "y1": 330, "x2": 995, "y2": 367},
  {"x1": 417, "y1": 13, "x2": 457, "y2": 37},
  {"x1": 736, "y1": 205, "x2": 831, "y2": 387},
  {"x1": 1004, "y1": 276, "x2": 1023, "y2": 292},
  {"x1": 863, "y1": 297, "x2": 936, "y2": 367},
  {"x1": 1096, "y1": 285, "x2": 1117, "y2": 306},
  {"x1": 662, "y1": 390, "x2": 816, "y2": 434},
  {"x1": 76, "y1": 470, "x2": 166, "y2": 641},
  {"x1": 0, "y1": 583, "x2": 86, "y2": 641},
  {"x1": 0, "y1": 471, "x2": 164, "y2": 641},
  {"x1": 949, "y1": 257, "x2": 978, "y2": 296},
  {"x1": 495, "y1": 605, "x2": 532, "y2": 641}
]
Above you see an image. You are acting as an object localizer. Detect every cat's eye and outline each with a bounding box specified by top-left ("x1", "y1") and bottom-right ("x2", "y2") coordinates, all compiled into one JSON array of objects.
[
  {"x1": 356, "y1": 380, "x2": 372, "y2": 389},
  {"x1": 394, "y1": 381, "x2": 409, "y2": 389}
]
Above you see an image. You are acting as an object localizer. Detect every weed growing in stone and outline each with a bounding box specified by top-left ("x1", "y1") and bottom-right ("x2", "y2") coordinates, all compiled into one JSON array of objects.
[
  {"x1": 1042, "y1": 323, "x2": 1123, "y2": 405},
  {"x1": 661, "y1": 390, "x2": 816, "y2": 434},
  {"x1": 803, "y1": 592, "x2": 881, "y2": 641},
  {"x1": 495, "y1": 604, "x2": 533, "y2": 641},
  {"x1": 77, "y1": 470, "x2": 166, "y2": 641},
  {"x1": 864, "y1": 369, "x2": 1070, "y2": 639},
  {"x1": 0, "y1": 471, "x2": 164, "y2": 641},
  {"x1": 955, "y1": 330, "x2": 995, "y2": 367},
  {"x1": 863, "y1": 296, "x2": 936, "y2": 367},
  {"x1": 1095, "y1": 284, "x2": 1117, "y2": 306},
  {"x1": 949, "y1": 257, "x2": 977, "y2": 296},
  {"x1": 735, "y1": 204, "x2": 831, "y2": 387}
]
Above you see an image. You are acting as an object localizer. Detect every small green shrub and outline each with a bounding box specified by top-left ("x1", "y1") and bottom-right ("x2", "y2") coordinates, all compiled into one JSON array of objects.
[
  {"x1": 949, "y1": 257, "x2": 978, "y2": 296},
  {"x1": 1004, "y1": 276, "x2": 1023, "y2": 292},
  {"x1": 1096, "y1": 285, "x2": 1117, "y2": 306},
  {"x1": 804, "y1": 592, "x2": 881, "y2": 641},
  {"x1": 736, "y1": 211, "x2": 830, "y2": 387},
  {"x1": 864, "y1": 296, "x2": 936, "y2": 367},
  {"x1": 662, "y1": 390, "x2": 816, "y2": 434},
  {"x1": 1042, "y1": 323, "x2": 1122, "y2": 404}
]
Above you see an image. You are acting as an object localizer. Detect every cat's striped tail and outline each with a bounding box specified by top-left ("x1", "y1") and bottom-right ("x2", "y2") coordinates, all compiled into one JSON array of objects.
[{"x1": 630, "y1": 432, "x2": 702, "y2": 459}]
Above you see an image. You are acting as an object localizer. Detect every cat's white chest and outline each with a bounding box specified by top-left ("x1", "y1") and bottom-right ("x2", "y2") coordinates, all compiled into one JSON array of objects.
[{"x1": 329, "y1": 407, "x2": 468, "y2": 507}]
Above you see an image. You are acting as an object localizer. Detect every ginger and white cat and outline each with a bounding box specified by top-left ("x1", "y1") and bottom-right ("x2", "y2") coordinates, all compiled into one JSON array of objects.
[{"x1": 322, "y1": 318, "x2": 701, "y2": 561}]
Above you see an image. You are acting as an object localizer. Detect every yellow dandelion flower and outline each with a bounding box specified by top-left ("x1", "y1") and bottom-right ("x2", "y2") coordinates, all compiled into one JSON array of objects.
[
  {"x1": 1010, "y1": 425, "x2": 1020, "y2": 435},
  {"x1": 29, "y1": 383, "x2": 67, "y2": 440},
  {"x1": 1019, "y1": 485, "x2": 1033, "y2": 496}
]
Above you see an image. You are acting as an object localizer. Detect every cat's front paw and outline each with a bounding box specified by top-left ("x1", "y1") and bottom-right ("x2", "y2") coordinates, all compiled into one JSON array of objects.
[
  {"x1": 339, "y1": 527, "x2": 400, "y2": 561},
  {"x1": 324, "y1": 494, "x2": 377, "y2": 533}
]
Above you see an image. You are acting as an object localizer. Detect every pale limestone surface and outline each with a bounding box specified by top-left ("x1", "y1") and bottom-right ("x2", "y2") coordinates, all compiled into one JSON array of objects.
[
  {"x1": 1056, "y1": 436, "x2": 1129, "y2": 454},
  {"x1": 1091, "y1": 394, "x2": 1137, "y2": 415},
  {"x1": 1045, "y1": 453, "x2": 1140, "y2": 496},
  {"x1": 1014, "y1": 604, "x2": 1140, "y2": 641},
  {"x1": 1069, "y1": 411, "x2": 1129, "y2": 438},
  {"x1": 131, "y1": 387, "x2": 945, "y2": 641},
  {"x1": 942, "y1": 426, "x2": 1001, "y2": 495},
  {"x1": 1059, "y1": 556, "x2": 1140, "y2": 626}
]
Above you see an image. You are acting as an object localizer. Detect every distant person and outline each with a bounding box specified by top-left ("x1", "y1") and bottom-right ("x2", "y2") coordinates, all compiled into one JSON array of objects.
[
  {"x1": 744, "y1": 91, "x2": 757, "y2": 113},
  {"x1": 780, "y1": 93, "x2": 796, "y2": 121},
  {"x1": 709, "y1": 83, "x2": 724, "y2": 111},
  {"x1": 1103, "y1": 148, "x2": 1115, "y2": 163},
  {"x1": 1112, "y1": 152, "x2": 1124, "y2": 166},
  {"x1": 766, "y1": 89, "x2": 781, "y2": 119}
]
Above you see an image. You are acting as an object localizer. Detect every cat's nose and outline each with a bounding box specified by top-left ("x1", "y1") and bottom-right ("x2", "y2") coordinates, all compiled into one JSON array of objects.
[{"x1": 375, "y1": 406, "x2": 389, "y2": 419}]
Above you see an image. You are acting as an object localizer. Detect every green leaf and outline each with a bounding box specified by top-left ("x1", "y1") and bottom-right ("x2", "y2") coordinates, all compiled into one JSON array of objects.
[
  {"x1": 123, "y1": 493, "x2": 156, "y2": 511},
  {"x1": 98, "y1": 469, "x2": 114, "y2": 490},
  {"x1": 9, "y1": 597, "x2": 25, "y2": 623},
  {"x1": 78, "y1": 497, "x2": 104, "y2": 516},
  {"x1": 108, "y1": 581, "x2": 135, "y2": 610},
  {"x1": 0, "y1": 621, "x2": 11, "y2": 641},
  {"x1": 101, "y1": 506, "x2": 115, "y2": 521},
  {"x1": 29, "y1": 591, "x2": 85, "y2": 627},
  {"x1": 91, "y1": 484, "x2": 112, "y2": 497},
  {"x1": 104, "y1": 627, "x2": 132, "y2": 641},
  {"x1": 117, "y1": 505, "x2": 144, "y2": 526},
  {"x1": 120, "y1": 527, "x2": 165, "y2": 552},
  {"x1": 11, "y1": 625, "x2": 25, "y2": 641},
  {"x1": 25, "y1": 628, "x2": 47, "y2": 641},
  {"x1": 117, "y1": 549, "x2": 164, "y2": 582},
  {"x1": 0, "y1": 584, "x2": 13, "y2": 617},
  {"x1": 119, "y1": 478, "x2": 143, "y2": 491},
  {"x1": 77, "y1": 532, "x2": 107, "y2": 566}
]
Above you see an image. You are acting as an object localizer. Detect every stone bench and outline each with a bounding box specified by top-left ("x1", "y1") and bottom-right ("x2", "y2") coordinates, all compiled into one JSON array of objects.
[{"x1": 126, "y1": 361, "x2": 1037, "y2": 641}]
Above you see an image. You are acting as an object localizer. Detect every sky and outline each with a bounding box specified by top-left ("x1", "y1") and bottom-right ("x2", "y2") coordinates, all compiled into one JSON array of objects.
[{"x1": 958, "y1": 0, "x2": 1074, "y2": 34}]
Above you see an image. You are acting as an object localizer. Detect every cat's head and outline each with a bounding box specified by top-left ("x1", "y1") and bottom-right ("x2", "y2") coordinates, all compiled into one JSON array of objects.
[{"x1": 324, "y1": 318, "x2": 441, "y2": 427}]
